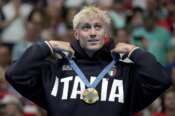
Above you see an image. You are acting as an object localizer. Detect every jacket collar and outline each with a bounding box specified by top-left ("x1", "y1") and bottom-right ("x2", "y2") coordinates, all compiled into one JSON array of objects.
[{"x1": 71, "y1": 40, "x2": 118, "y2": 61}]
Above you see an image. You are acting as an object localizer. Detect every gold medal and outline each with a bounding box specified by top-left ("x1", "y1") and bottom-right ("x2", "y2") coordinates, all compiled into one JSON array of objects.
[{"x1": 82, "y1": 88, "x2": 99, "y2": 104}]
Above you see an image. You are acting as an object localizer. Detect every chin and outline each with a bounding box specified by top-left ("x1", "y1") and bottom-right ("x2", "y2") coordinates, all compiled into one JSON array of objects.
[{"x1": 86, "y1": 45, "x2": 103, "y2": 51}]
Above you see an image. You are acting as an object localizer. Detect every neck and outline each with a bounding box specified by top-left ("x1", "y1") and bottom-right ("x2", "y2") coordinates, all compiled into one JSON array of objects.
[{"x1": 85, "y1": 49, "x2": 97, "y2": 58}]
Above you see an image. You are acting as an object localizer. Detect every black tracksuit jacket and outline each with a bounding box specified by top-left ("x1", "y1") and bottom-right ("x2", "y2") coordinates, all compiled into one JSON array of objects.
[{"x1": 5, "y1": 41, "x2": 171, "y2": 116}]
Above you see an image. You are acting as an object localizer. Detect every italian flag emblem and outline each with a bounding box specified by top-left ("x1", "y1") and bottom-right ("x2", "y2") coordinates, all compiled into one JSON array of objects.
[{"x1": 108, "y1": 68, "x2": 117, "y2": 77}]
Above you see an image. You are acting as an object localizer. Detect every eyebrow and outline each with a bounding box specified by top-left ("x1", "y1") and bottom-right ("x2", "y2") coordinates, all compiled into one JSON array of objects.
[{"x1": 79, "y1": 22, "x2": 102, "y2": 26}]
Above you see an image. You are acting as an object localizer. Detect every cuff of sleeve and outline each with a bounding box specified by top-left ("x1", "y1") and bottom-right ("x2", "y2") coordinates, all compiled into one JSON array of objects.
[
  {"x1": 128, "y1": 47, "x2": 140, "y2": 58},
  {"x1": 44, "y1": 41, "x2": 54, "y2": 55}
]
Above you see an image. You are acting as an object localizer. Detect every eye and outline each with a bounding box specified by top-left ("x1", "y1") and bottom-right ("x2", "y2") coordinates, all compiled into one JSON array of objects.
[
  {"x1": 81, "y1": 24, "x2": 91, "y2": 31},
  {"x1": 94, "y1": 24, "x2": 102, "y2": 30}
]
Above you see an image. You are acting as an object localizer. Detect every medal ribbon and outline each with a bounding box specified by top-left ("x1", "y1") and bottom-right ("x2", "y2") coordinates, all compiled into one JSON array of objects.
[{"x1": 67, "y1": 55, "x2": 117, "y2": 88}]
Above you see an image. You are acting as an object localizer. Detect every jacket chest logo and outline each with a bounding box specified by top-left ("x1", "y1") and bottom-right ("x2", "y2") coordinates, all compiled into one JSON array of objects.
[{"x1": 50, "y1": 76, "x2": 124, "y2": 103}]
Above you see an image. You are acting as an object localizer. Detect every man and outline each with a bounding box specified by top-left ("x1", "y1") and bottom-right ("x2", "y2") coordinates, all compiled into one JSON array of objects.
[
  {"x1": 12, "y1": 21, "x2": 42, "y2": 62},
  {"x1": 0, "y1": 95, "x2": 23, "y2": 116},
  {"x1": 5, "y1": 6, "x2": 171, "y2": 116}
]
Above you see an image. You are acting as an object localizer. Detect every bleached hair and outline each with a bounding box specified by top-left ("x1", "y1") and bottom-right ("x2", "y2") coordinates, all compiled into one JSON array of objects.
[{"x1": 73, "y1": 6, "x2": 111, "y2": 29}]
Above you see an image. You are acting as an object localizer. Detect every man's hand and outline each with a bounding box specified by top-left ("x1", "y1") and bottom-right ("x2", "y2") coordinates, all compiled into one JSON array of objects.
[
  {"x1": 48, "y1": 40, "x2": 75, "y2": 56},
  {"x1": 111, "y1": 43, "x2": 137, "y2": 54}
]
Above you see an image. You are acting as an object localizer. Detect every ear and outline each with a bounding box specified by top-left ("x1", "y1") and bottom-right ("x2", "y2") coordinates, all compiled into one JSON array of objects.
[{"x1": 74, "y1": 30, "x2": 79, "y2": 40}]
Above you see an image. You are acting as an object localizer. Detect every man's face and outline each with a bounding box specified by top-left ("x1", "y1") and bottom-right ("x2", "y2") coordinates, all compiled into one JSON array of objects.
[
  {"x1": 75, "y1": 17, "x2": 108, "y2": 51},
  {"x1": 164, "y1": 92, "x2": 175, "y2": 110}
]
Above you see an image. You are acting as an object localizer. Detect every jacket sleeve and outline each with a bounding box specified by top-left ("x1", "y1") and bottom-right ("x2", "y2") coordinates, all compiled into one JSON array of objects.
[
  {"x1": 5, "y1": 42, "x2": 52, "y2": 109},
  {"x1": 129, "y1": 49, "x2": 171, "y2": 112}
]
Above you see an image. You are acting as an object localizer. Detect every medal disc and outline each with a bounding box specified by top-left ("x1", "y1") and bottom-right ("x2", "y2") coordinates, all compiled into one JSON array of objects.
[{"x1": 82, "y1": 88, "x2": 99, "y2": 104}]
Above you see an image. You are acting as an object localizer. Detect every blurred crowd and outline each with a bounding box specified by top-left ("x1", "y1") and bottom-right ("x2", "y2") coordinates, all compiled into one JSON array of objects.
[{"x1": 0, "y1": 0, "x2": 175, "y2": 116}]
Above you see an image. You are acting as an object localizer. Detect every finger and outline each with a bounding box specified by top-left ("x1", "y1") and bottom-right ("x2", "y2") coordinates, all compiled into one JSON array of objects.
[
  {"x1": 111, "y1": 47, "x2": 128, "y2": 53},
  {"x1": 68, "y1": 47, "x2": 75, "y2": 57},
  {"x1": 62, "y1": 46, "x2": 75, "y2": 57}
]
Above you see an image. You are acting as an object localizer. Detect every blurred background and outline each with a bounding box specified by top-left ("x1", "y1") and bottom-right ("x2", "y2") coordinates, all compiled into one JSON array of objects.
[{"x1": 0, "y1": 0, "x2": 175, "y2": 116}]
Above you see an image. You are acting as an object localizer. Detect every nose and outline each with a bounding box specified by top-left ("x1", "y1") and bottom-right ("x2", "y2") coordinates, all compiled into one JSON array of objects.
[{"x1": 89, "y1": 28, "x2": 96, "y2": 38}]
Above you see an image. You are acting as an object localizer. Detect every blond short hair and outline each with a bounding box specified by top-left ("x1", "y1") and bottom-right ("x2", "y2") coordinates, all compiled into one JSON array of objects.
[{"x1": 73, "y1": 6, "x2": 111, "y2": 29}]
